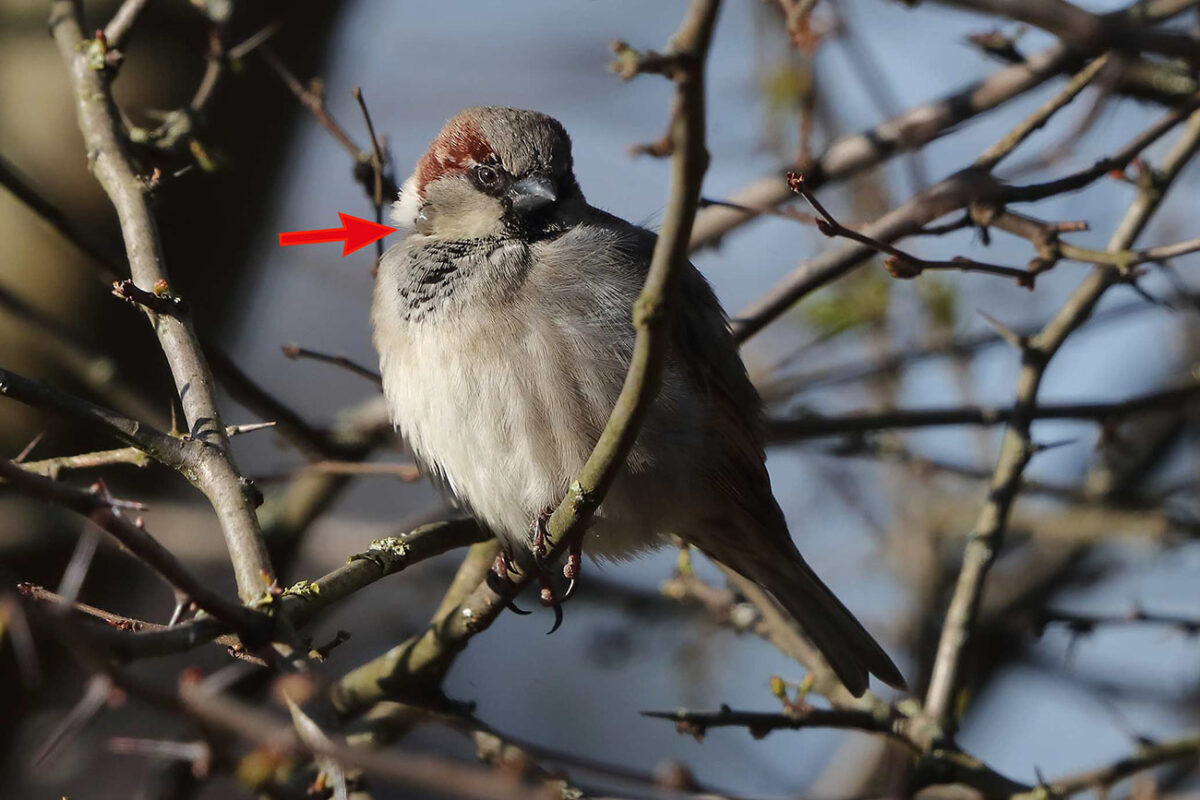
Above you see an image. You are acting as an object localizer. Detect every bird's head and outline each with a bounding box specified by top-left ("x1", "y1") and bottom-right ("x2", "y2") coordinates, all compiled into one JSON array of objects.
[{"x1": 394, "y1": 106, "x2": 583, "y2": 241}]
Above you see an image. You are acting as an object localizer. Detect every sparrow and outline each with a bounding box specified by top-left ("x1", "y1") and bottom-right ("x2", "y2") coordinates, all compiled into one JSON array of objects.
[{"x1": 371, "y1": 106, "x2": 904, "y2": 696}]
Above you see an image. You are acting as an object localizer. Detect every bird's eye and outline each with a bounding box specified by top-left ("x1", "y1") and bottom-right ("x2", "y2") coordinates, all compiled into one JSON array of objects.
[{"x1": 473, "y1": 165, "x2": 499, "y2": 187}]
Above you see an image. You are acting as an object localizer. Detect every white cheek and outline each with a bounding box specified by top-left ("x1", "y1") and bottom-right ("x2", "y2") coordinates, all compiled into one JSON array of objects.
[{"x1": 390, "y1": 175, "x2": 423, "y2": 231}]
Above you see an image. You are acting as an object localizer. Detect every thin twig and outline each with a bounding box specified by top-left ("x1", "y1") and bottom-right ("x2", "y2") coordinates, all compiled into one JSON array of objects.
[
  {"x1": 351, "y1": 86, "x2": 389, "y2": 264},
  {"x1": 0, "y1": 458, "x2": 268, "y2": 640},
  {"x1": 642, "y1": 705, "x2": 914, "y2": 746},
  {"x1": 282, "y1": 344, "x2": 382, "y2": 386},
  {"x1": 789, "y1": 171, "x2": 1037, "y2": 288},
  {"x1": 767, "y1": 382, "x2": 1200, "y2": 439},
  {"x1": 15, "y1": 422, "x2": 273, "y2": 479},
  {"x1": 974, "y1": 53, "x2": 1112, "y2": 171},
  {"x1": 998, "y1": 90, "x2": 1200, "y2": 204},
  {"x1": 1036, "y1": 606, "x2": 1200, "y2": 637},
  {"x1": 259, "y1": 46, "x2": 399, "y2": 201},
  {"x1": 103, "y1": 0, "x2": 152, "y2": 50},
  {"x1": 292, "y1": 460, "x2": 420, "y2": 481}
]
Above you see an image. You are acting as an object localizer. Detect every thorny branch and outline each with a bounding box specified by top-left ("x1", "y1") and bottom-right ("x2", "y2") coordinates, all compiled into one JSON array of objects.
[
  {"x1": 921, "y1": 107, "x2": 1200, "y2": 745},
  {"x1": 49, "y1": 0, "x2": 275, "y2": 602},
  {"x1": 0, "y1": 458, "x2": 268, "y2": 640}
]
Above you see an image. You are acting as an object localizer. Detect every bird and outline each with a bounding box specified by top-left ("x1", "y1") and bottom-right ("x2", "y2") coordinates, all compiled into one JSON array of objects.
[{"x1": 371, "y1": 106, "x2": 905, "y2": 697}]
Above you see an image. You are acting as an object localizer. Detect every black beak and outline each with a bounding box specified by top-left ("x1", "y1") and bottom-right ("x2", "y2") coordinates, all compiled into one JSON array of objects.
[{"x1": 508, "y1": 176, "x2": 558, "y2": 216}]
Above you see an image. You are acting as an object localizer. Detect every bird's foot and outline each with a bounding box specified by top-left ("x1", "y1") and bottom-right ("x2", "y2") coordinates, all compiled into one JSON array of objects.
[{"x1": 488, "y1": 549, "x2": 531, "y2": 615}]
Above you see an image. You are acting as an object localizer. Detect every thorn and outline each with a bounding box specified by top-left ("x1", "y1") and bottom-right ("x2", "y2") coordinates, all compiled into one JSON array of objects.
[
  {"x1": 1125, "y1": 279, "x2": 1166, "y2": 309},
  {"x1": 168, "y1": 594, "x2": 190, "y2": 627},
  {"x1": 1031, "y1": 438, "x2": 1077, "y2": 454},
  {"x1": 976, "y1": 309, "x2": 1027, "y2": 350},
  {"x1": 15, "y1": 430, "x2": 46, "y2": 463},
  {"x1": 225, "y1": 421, "x2": 277, "y2": 437}
]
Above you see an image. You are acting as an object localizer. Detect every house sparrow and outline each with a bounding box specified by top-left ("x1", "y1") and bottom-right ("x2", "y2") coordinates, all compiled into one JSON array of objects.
[{"x1": 371, "y1": 106, "x2": 904, "y2": 696}]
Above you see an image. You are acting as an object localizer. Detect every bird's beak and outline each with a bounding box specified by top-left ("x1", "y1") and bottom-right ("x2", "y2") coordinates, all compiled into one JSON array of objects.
[{"x1": 508, "y1": 176, "x2": 558, "y2": 216}]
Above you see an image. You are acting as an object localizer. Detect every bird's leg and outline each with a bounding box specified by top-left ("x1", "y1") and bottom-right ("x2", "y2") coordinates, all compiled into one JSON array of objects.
[
  {"x1": 487, "y1": 546, "x2": 530, "y2": 616},
  {"x1": 526, "y1": 505, "x2": 573, "y2": 632},
  {"x1": 527, "y1": 505, "x2": 554, "y2": 562},
  {"x1": 561, "y1": 540, "x2": 582, "y2": 601}
]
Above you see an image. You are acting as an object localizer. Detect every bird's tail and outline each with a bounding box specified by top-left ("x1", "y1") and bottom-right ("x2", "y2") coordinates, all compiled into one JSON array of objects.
[{"x1": 724, "y1": 547, "x2": 906, "y2": 697}]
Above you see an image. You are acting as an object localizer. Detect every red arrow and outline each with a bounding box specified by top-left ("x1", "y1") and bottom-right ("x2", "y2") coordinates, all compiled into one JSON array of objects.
[{"x1": 278, "y1": 213, "x2": 398, "y2": 256}]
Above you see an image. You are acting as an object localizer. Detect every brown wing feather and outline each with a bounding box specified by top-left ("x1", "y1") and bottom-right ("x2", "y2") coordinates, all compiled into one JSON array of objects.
[
  {"x1": 669, "y1": 263, "x2": 907, "y2": 694},
  {"x1": 670, "y1": 264, "x2": 793, "y2": 543}
]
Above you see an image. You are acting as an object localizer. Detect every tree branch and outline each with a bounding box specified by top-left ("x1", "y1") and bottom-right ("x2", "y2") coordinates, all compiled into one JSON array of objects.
[
  {"x1": 688, "y1": 42, "x2": 1081, "y2": 251},
  {"x1": 641, "y1": 705, "x2": 914, "y2": 747},
  {"x1": 50, "y1": 0, "x2": 275, "y2": 601},
  {"x1": 920, "y1": 106, "x2": 1200, "y2": 745},
  {"x1": 0, "y1": 458, "x2": 268, "y2": 640},
  {"x1": 767, "y1": 382, "x2": 1200, "y2": 440}
]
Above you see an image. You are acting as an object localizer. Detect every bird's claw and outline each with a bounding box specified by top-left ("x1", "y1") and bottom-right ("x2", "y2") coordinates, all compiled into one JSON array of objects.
[
  {"x1": 506, "y1": 600, "x2": 532, "y2": 616},
  {"x1": 560, "y1": 541, "x2": 582, "y2": 602},
  {"x1": 490, "y1": 551, "x2": 530, "y2": 614},
  {"x1": 540, "y1": 578, "x2": 564, "y2": 634}
]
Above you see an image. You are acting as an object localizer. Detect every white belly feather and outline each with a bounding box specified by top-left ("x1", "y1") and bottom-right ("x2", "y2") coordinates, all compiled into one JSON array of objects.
[{"x1": 380, "y1": 311, "x2": 587, "y2": 538}]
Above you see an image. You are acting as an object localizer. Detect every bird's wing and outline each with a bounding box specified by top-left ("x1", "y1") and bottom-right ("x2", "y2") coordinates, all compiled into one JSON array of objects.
[{"x1": 670, "y1": 263, "x2": 794, "y2": 544}]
